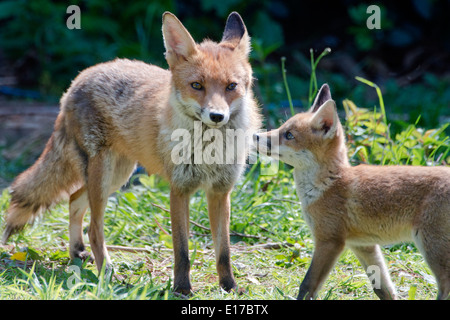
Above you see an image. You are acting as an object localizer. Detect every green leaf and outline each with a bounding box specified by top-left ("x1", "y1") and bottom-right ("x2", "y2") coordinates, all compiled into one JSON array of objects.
[
  {"x1": 50, "y1": 250, "x2": 69, "y2": 261},
  {"x1": 26, "y1": 248, "x2": 44, "y2": 261},
  {"x1": 408, "y1": 284, "x2": 417, "y2": 300},
  {"x1": 160, "y1": 234, "x2": 173, "y2": 249}
]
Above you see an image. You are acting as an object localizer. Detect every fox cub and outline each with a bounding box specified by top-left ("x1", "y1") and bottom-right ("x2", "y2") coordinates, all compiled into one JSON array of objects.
[
  {"x1": 2, "y1": 12, "x2": 261, "y2": 295},
  {"x1": 255, "y1": 84, "x2": 449, "y2": 300}
]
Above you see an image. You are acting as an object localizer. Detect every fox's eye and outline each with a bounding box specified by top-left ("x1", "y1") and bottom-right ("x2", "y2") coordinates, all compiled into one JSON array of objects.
[
  {"x1": 285, "y1": 131, "x2": 295, "y2": 140},
  {"x1": 191, "y1": 82, "x2": 203, "y2": 90},
  {"x1": 226, "y1": 82, "x2": 237, "y2": 91}
]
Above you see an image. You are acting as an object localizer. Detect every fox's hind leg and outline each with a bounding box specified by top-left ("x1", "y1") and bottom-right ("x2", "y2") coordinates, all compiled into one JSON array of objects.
[
  {"x1": 70, "y1": 150, "x2": 136, "y2": 272},
  {"x1": 69, "y1": 186, "x2": 90, "y2": 261},
  {"x1": 413, "y1": 227, "x2": 450, "y2": 300},
  {"x1": 69, "y1": 155, "x2": 136, "y2": 268},
  {"x1": 350, "y1": 244, "x2": 397, "y2": 300},
  {"x1": 85, "y1": 149, "x2": 117, "y2": 274}
]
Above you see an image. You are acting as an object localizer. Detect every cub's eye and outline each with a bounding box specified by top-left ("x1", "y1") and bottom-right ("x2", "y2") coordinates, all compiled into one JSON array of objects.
[
  {"x1": 285, "y1": 131, "x2": 295, "y2": 140},
  {"x1": 191, "y1": 82, "x2": 203, "y2": 90},
  {"x1": 226, "y1": 82, "x2": 237, "y2": 91}
]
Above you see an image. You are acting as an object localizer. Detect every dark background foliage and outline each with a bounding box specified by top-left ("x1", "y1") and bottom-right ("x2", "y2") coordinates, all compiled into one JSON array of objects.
[{"x1": 0, "y1": 0, "x2": 449, "y2": 129}]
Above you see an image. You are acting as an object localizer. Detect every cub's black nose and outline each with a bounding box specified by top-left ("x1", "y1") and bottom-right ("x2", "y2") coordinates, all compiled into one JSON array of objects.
[{"x1": 210, "y1": 112, "x2": 225, "y2": 123}]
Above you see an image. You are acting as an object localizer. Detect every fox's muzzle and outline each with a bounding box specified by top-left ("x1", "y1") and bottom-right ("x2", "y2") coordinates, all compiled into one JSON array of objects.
[
  {"x1": 201, "y1": 108, "x2": 230, "y2": 128},
  {"x1": 253, "y1": 132, "x2": 272, "y2": 156}
]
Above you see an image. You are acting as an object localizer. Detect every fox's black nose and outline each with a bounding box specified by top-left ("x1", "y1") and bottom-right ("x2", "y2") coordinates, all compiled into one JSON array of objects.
[
  {"x1": 210, "y1": 112, "x2": 224, "y2": 123},
  {"x1": 253, "y1": 133, "x2": 259, "y2": 143}
]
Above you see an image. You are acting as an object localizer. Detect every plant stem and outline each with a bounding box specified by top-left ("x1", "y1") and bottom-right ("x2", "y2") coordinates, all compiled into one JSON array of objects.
[
  {"x1": 309, "y1": 48, "x2": 331, "y2": 104},
  {"x1": 281, "y1": 57, "x2": 295, "y2": 116},
  {"x1": 355, "y1": 76, "x2": 387, "y2": 128}
]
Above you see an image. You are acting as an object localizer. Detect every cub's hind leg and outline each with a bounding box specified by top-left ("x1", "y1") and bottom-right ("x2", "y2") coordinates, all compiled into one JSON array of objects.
[{"x1": 413, "y1": 227, "x2": 450, "y2": 300}]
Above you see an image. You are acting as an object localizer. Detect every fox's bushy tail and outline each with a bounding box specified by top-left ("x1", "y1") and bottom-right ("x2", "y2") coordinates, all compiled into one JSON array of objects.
[{"x1": 2, "y1": 115, "x2": 82, "y2": 244}]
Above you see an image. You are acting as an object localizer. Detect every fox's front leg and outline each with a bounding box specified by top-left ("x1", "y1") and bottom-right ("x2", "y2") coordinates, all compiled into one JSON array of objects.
[
  {"x1": 170, "y1": 189, "x2": 192, "y2": 295},
  {"x1": 297, "y1": 240, "x2": 345, "y2": 300},
  {"x1": 206, "y1": 190, "x2": 237, "y2": 291},
  {"x1": 350, "y1": 244, "x2": 397, "y2": 299}
]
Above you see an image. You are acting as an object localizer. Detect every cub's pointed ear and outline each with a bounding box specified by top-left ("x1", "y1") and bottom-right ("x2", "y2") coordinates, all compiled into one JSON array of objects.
[
  {"x1": 221, "y1": 12, "x2": 251, "y2": 56},
  {"x1": 310, "y1": 84, "x2": 332, "y2": 113},
  {"x1": 162, "y1": 12, "x2": 197, "y2": 66},
  {"x1": 311, "y1": 99, "x2": 339, "y2": 138}
]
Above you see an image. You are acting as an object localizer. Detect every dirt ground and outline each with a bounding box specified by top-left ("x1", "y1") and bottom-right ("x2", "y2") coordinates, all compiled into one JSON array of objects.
[{"x1": 0, "y1": 100, "x2": 58, "y2": 188}]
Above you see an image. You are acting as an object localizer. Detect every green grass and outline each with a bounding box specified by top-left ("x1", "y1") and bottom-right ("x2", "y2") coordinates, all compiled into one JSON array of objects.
[
  {"x1": 0, "y1": 176, "x2": 437, "y2": 300},
  {"x1": 0, "y1": 158, "x2": 445, "y2": 300}
]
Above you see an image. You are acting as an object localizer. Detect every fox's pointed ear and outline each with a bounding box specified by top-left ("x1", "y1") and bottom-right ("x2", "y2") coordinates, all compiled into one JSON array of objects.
[
  {"x1": 311, "y1": 99, "x2": 339, "y2": 138},
  {"x1": 162, "y1": 12, "x2": 197, "y2": 66},
  {"x1": 221, "y1": 12, "x2": 251, "y2": 56},
  {"x1": 310, "y1": 84, "x2": 332, "y2": 113}
]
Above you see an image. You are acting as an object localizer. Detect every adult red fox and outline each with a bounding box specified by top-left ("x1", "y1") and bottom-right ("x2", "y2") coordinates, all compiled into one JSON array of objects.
[{"x1": 2, "y1": 12, "x2": 261, "y2": 295}]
